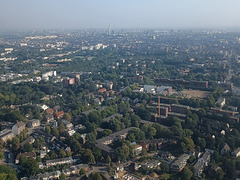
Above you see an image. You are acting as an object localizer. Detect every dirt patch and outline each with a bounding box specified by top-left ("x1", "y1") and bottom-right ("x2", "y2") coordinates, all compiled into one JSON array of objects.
[{"x1": 181, "y1": 89, "x2": 211, "y2": 99}]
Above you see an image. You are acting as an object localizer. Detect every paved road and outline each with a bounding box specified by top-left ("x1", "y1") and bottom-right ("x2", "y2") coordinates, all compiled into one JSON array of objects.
[{"x1": 86, "y1": 165, "x2": 108, "y2": 176}]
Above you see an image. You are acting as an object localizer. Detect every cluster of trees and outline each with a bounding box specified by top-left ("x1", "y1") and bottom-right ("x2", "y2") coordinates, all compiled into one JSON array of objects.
[
  {"x1": 87, "y1": 105, "x2": 118, "y2": 126},
  {"x1": 11, "y1": 129, "x2": 29, "y2": 151},
  {"x1": 101, "y1": 113, "x2": 141, "y2": 133},
  {"x1": 43, "y1": 149, "x2": 72, "y2": 161},
  {"x1": 0, "y1": 109, "x2": 25, "y2": 123},
  {"x1": 19, "y1": 157, "x2": 38, "y2": 177},
  {"x1": 0, "y1": 165, "x2": 18, "y2": 180}
]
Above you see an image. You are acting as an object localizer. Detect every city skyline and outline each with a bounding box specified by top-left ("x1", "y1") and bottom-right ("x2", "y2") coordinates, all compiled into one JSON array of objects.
[{"x1": 1, "y1": 0, "x2": 240, "y2": 30}]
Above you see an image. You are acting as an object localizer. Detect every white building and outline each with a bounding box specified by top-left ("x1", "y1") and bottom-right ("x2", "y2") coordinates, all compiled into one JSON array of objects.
[
  {"x1": 215, "y1": 97, "x2": 226, "y2": 107},
  {"x1": 67, "y1": 129, "x2": 76, "y2": 136},
  {"x1": 46, "y1": 157, "x2": 73, "y2": 167},
  {"x1": 144, "y1": 85, "x2": 156, "y2": 94}
]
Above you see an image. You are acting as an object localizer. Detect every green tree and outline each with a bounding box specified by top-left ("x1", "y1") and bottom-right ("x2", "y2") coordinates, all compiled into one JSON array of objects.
[
  {"x1": 182, "y1": 137, "x2": 195, "y2": 152},
  {"x1": 0, "y1": 173, "x2": 7, "y2": 180},
  {"x1": 106, "y1": 156, "x2": 111, "y2": 165},
  {"x1": 20, "y1": 157, "x2": 39, "y2": 177},
  {"x1": 118, "y1": 101, "x2": 130, "y2": 114},
  {"x1": 59, "y1": 172, "x2": 66, "y2": 180},
  {"x1": 0, "y1": 152, "x2": 4, "y2": 160},
  {"x1": 216, "y1": 169, "x2": 224, "y2": 180},
  {"x1": 52, "y1": 127, "x2": 59, "y2": 137},
  {"x1": 45, "y1": 126, "x2": 51, "y2": 134},
  {"x1": 6, "y1": 173, "x2": 18, "y2": 180},
  {"x1": 109, "y1": 119, "x2": 121, "y2": 132},
  {"x1": 79, "y1": 168, "x2": 86, "y2": 176},
  {"x1": 130, "y1": 114, "x2": 140, "y2": 128},
  {"x1": 82, "y1": 149, "x2": 95, "y2": 164},
  {"x1": 59, "y1": 149, "x2": 66, "y2": 158},
  {"x1": 196, "y1": 137, "x2": 206, "y2": 150},
  {"x1": 160, "y1": 161, "x2": 169, "y2": 173},
  {"x1": 11, "y1": 137, "x2": 20, "y2": 151},
  {"x1": 180, "y1": 166, "x2": 193, "y2": 180},
  {"x1": 116, "y1": 144, "x2": 130, "y2": 161},
  {"x1": 0, "y1": 139, "x2": 4, "y2": 150},
  {"x1": 63, "y1": 113, "x2": 71, "y2": 122},
  {"x1": 89, "y1": 172, "x2": 102, "y2": 180},
  {"x1": 58, "y1": 123, "x2": 65, "y2": 134},
  {"x1": 49, "y1": 150, "x2": 57, "y2": 159},
  {"x1": 141, "y1": 148, "x2": 147, "y2": 156},
  {"x1": 33, "y1": 137, "x2": 45, "y2": 149},
  {"x1": 23, "y1": 142, "x2": 33, "y2": 152},
  {"x1": 122, "y1": 113, "x2": 131, "y2": 127},
  {"x1": 102, "y1": 129, "x2": 112, "y2": 136}
]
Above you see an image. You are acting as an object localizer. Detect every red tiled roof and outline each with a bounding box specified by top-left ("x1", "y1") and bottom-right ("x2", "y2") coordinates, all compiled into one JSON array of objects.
[
  {"x1": 46, "y1": 108, "x2": 54, "y2": 114},
  {"x1": 98, "y1": 88, "x2": 107, "y2": 93},
  {"x1": 55, "y1": 111, "x2": 64, "y2": 119}
]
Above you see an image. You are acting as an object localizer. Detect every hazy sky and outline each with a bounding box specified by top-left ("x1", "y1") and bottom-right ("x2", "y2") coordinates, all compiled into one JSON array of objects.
[{"x1": 1, "y1": 0, "x2": 240, "y2": 30}]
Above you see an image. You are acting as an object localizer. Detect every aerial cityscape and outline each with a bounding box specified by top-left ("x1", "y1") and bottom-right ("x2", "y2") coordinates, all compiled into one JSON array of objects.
[{"x1": 1, "y1": 1, "x2": 240, "y2": 180}]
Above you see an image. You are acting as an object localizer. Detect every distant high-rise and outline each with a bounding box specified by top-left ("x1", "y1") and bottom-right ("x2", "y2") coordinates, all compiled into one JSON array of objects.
[{"x1": 108, "y1": 23, "x2": 111, "y2": 35}]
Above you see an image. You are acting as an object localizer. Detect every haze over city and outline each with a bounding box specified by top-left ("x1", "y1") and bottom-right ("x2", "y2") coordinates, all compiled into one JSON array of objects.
[
  {"x1": 1, "y1": 0, "x2": 240, "y2": 30},
  {"x1": 2, "y1": 0, "x2": 240, "y2": 180}
]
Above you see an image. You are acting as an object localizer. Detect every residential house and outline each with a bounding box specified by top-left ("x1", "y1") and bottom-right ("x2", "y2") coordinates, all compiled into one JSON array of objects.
[
  {"x1": 55, "y1": 111, "x2": 64, "y2": 119},
  {"x1": 96, "y1": 127, "x2": 134, "y2": 158},
  {"x1": 40, "y1": 149, "x2": 47, "y2": 159},
  {"x1": 0, "y1": 129, "x2": 14, "y2": 142},
  {"x1": 62, "y1": 119, "x2": 73, "y2": 129},
  {"x1": 102, "y1": 172, "x2": 110, "y2": 180},
  {"x1": 45, "y1": 108, "x2": 54, "y2": 115},
  {"x1": 31, "y1": 171, "x2": 61, "y2": 180},
  {"x1": 81, "y1": 134, "x2": 87, "y2": 144},
  {"x1": 105, "y1": 90, "x2": 114, "y2": 96},
  {"x1": 27, "y1": 119, "x2": 40, "y2": 128},
  {"x1": 220, "y1": 143, "x2": 230, "y2": 155},
  {"x1": 133, "y1": 144, "x2": 142, "y2": 156},
  {"x1": 158, "y1": 151, "x2": 176, "y2": 164},
  {"x1": 12, "y1": 121, "x2": 25, "y2": 136},
  {"x1": 98, "y1": 88, "x2": 107, "y2": 93},
  {"x1": 15, "y1": 152, "x2": 36, "y2": 164},
  {"x1": 20, "y1": 136, "x2": 35, "y2": 147},
  {"x1": 53, "y1": 106, "x2": 60, "y2": 112},
  {"x1": 198, "y1": 151, "x2": 211, "y2": 166},
  {"x1": 123, "y1": 173, "x2": 142, "y2": 180},
  {"x1": 170, "y1": 154, "x2": 190, "y2": 172},
  {"x1": 142, "y1": 172, "x2": 159, "y2": 180},
  {"x1": 215, "y1": 97, "x2": 226, "y2": 107},
  {"x1": 67, "y1": 129, "x2": 76, "y2": 136},
  {"x1": 140, "y1": 139, "x2": 167, "y2": 151},
  {"x1": 65, "y1": 147, "x2": 71, "y2": 153},
  {"x1": 232, "y1": 147, "x2": 240, "y2": 157},
  {"x1": 46, "y1": 156, "x2": 73, "y2": 167},
  {"x1": 141, "y1": 160, "x2": 161, "y2": 169},
  {"x1": 44, "y1": 114, "x2": 54, "y2": 123},
  {"x1": 62, "y1": 164, "x2": 89, "y2": 176},
  {"x1": 193, "y1": 151, "x2": 211, "y2": 177}
]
